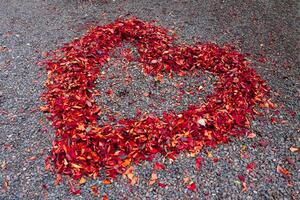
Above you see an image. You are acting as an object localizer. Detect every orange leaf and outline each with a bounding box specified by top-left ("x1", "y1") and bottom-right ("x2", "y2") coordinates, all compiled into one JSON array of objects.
[
  {"x1": 123, "y1": 166, "x2": 134, "y2": 176},
  {"x1": 207, "y1": 151, "x2": 213, "y2": 158},
  {"x1": 277, "y1": 165, "x2": 289, "y2": 176},
  {"x1": 40, "y1": 105, "x2": 49, "y2": 112},
  {"x1": 102, "y1": 179, "x2": 111, "y2": 185},
  {"x1": 121, "y1": 158, "x2": 131, "y2": 167}
]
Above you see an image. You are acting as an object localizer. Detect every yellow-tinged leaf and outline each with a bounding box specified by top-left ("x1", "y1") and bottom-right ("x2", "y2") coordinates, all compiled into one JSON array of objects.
[
  {"x1": 123, "y1": 166, "x2": 134, "y2": 176},
  {"x1": 241, "y1": 145, "x2": 247, "y2": 152},
  {"x1": 79, "y1": 177, "x2": 86, "y2": 185},
  {"x1": 77, "y1": 124, "x2": 85, "y2": 131},
  {"x1": 71, "y1": 163, "x2": 82, "y2": 169},
  {"x1": 127, "y1": 173, "x2": 134, "y2": 180},
  {"x1": 207, "y1": 151, "x2": 213, "y2": 158}
]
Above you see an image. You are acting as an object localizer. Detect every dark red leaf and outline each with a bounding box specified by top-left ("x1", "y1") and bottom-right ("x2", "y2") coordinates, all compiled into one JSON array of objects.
[{"x1": 238, "y1": 175, "x2": 246, "y2": 182}]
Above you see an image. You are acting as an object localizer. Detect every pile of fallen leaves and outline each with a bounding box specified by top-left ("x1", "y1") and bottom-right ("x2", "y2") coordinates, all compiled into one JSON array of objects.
[{"x1": 40, "y1": 17, "x2": 272, "y2": 194}]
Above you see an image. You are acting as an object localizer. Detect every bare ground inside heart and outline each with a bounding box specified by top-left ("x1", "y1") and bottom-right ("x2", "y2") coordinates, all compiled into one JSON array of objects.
[{"x1": 95, "y1": 45, "x2": 217, "y2": 124}]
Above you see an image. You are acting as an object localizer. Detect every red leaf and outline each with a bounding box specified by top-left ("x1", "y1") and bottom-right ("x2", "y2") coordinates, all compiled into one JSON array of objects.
[
  {"x1": 246, "y1": 162, "x2": 255, "y2": 172},
  {"x1": 154, "y1": 162, "x2": 165, "y2": 171},
  {"x1": 187, "y1": 182, "x2": 196, "y2": 191},
  {"x1": 158, "y1": 182, "x2": 167, "y2": 188},
  {"x1": 195, "y1": 156, "x2": 202, "y2": 170},
  {"x1": 103, "y1": 194, "x2": 109, "y2": 200},
  {"x1": 91, "y1": 185, "x2": 98, "y2": 197},
  {"x1": 238, "y1": 175, "x2": 246, "y2": 182}
]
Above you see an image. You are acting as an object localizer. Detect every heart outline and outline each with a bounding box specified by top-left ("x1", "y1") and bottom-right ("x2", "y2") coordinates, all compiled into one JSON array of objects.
[{"x1": 41, "y1": 17, "x2": 270, "y2": 180}]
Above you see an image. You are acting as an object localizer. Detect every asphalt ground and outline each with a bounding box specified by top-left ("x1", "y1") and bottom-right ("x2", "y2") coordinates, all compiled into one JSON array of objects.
[{"x1": 0, "y1": 0, "x2": 299, "y2": 199}]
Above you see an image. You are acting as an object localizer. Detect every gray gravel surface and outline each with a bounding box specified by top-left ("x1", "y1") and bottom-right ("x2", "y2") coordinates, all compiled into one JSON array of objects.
[{"x1": 0, "y1": 0, "x2": 299, "y2": 199}]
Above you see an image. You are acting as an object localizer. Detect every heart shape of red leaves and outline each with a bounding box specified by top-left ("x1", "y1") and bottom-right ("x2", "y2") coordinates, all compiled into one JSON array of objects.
[{"x1": 41, "y1": 18, "x2": 269, "y2": 180}]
